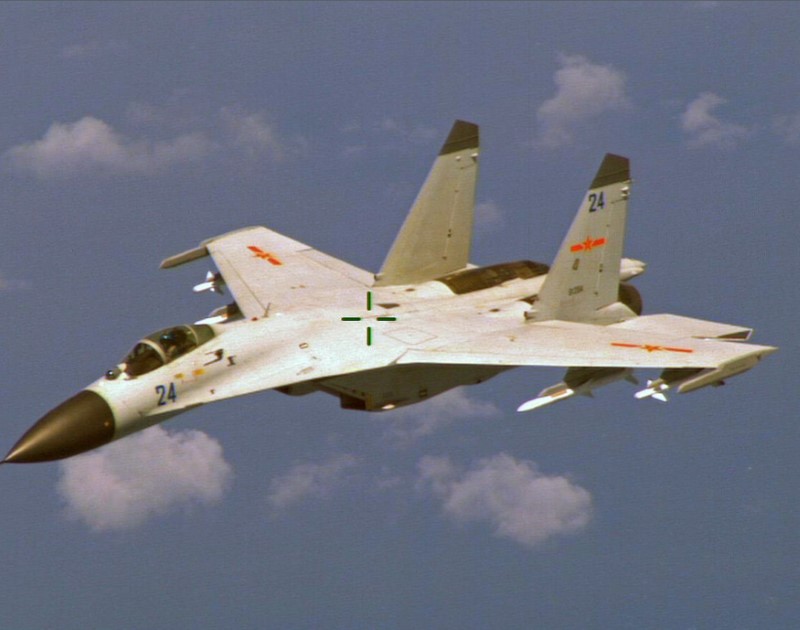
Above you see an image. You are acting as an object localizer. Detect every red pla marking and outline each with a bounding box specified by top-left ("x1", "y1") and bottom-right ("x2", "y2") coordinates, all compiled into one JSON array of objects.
[
  {"x1": 611, "y1": 342, "x2": 694, "y2": 354},
  {"x1": 570, "y1": 236, "x2": 607, "y2": 253},
  {"x1": 248, "y1": 246, "x2": 282, "y2": 266}
]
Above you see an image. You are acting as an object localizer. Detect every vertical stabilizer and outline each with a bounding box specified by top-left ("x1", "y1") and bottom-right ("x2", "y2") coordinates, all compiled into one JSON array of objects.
[
  {"x1": 532, "y1": 154, "x2": 632, "y2": 322},
  {"x1": 374, "y1": 120, "x2": 479, "y2": 286}
]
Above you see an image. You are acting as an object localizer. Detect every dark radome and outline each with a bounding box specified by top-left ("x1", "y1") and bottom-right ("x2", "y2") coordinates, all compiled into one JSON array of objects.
[{"x1": 3, "y1": 390, "x2": 115, "y2": 464}]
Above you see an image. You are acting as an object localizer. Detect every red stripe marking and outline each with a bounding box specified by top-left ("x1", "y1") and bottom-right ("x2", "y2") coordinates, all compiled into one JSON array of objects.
[
  {"x1": 611, "y1": 342, "x2": 694, "y2": 354},
  {"x1": 248, "y1": 246, "x2": 283, "y2": 266}
]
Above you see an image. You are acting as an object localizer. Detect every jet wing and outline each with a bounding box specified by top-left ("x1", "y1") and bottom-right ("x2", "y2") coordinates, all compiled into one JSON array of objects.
[
  {"x1": 396, "y1": 317, "x2": 776, "y2": 370},
  {"x1": 163, "y1": 226, "x2": 373, "y2": 319}
]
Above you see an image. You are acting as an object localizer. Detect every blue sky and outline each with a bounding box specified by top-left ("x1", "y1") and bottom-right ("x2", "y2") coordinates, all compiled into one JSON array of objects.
[{"x1": 1, "y1": 2, "x2": 798, "y2": 628}]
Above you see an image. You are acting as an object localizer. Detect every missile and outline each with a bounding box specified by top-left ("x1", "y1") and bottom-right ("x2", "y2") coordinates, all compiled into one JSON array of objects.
[
  {"x1": 518, "y1": 367, "x2": 637, "y2": 412},
  {"x1": 517, "y1": 383, "x2": 578, "y2": 412},
  {"x1": 635, "y1": 347, "x2": 776, "y2": 402},
  {"x1": 634, "y1": 378, "x2": 674, "y2": 402},
  {"x1": 620, "y1": 257, "x2": 647, "y2": 281},
  {"x1": 193, "y1": 271, "x2": 225, "y2": 295},
  {"x1": 195, "y1": 303, "x2": 242, "y2": 326}
]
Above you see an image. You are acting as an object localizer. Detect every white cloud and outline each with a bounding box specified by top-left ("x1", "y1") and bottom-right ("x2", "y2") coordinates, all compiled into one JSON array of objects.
[
  {"x1": 680, "y1": 92, "x2": 750, "y2": 149},
  {"x1": 382, "y1": 388, "x2": 500, "y2": 446},
  {"x1": 4, "y1": 104, "x2": 305, "y2": 179},
  {"x1": 374, "y1": 467, "x2": 404, "y2": 492},
  {"x1": 773, "y1": 112, "x2": 800, "y2": 145},
  {"x1": 416, "y1": 454, "x2": 459, "y2": 496},
  {"x1": 536, "y1": 54, "x2": 630, "y2": 148},
  {"x1": 58, "y1": 427, "x2": 233, "y2": 532},
  {"x1": 340, "y1": 118, "x2": 439, "y2": 157},
  {"x1": 220, "y1": 107, "x2": 288, "y2": 160},
  {"x1": 379, "y1": 118, "x2": 438, "y2": 143},
  {"x1": 4, "y1": 116, "x2": 216, "y2": 178},
  {"x1": 418, "y1": 453, "x2": 592, "y2": 548},
  {"x1": 267, "y1": 454, "x2": 358, "y2": 511},
  {"x1": 474, "y1": 200, "x2": 505, "y2": 232}
]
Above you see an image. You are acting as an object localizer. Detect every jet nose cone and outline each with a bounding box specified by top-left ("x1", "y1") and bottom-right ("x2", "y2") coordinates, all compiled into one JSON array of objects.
[{"x1": 4, "y1": 390, "x2": 115, "y2": 464}]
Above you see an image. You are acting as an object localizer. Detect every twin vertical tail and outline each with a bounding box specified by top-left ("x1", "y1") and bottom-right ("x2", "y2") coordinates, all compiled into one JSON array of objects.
[
  {"x1": 530, "y1": 154, "x2": 633, "y2": 323},
  {"x1": 374, "y1": 120, "x2": 479, "y2": 286}
]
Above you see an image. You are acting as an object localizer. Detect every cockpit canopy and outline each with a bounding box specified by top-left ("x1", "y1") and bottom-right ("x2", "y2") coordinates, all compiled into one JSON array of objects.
[{"x1": 119, "y1": 324, "x2": 215, "y2": 378}]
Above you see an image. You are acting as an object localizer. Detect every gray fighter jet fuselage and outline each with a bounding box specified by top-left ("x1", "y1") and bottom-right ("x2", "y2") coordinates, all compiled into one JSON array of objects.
[{"x1": 3, "y1": 121, "x2": 776, "y2": 464}]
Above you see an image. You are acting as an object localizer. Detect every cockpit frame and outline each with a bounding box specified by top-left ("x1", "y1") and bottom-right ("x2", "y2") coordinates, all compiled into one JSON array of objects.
[{"x1": 108, "y1": 324, "x2": 216, "y2": 379}]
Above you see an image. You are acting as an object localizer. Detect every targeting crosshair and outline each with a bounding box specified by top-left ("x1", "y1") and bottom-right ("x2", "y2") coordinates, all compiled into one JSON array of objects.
[{"x1": 340, "y1": 291, "x2": 397, "y2": 346}]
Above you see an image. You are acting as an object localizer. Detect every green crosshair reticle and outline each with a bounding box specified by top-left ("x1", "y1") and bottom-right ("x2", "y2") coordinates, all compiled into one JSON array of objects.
[{"x1": 340, "y1": 291, "x2": 397, "y2": 346}]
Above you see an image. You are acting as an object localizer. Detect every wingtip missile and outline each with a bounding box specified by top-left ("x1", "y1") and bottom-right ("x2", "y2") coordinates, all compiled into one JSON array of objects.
[{"x1": 635, "y1": 346, "x2": 777, "y2": 402}]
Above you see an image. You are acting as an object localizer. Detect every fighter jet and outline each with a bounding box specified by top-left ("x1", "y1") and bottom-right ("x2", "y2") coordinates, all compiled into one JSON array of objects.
[{"x1": 3, "y1": 120, "x2": 777, "y2": 464}]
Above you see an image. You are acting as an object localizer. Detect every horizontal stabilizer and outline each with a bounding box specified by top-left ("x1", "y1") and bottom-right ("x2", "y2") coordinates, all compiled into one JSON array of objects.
[
  {"x1": 398, "y1": 318, "x2": 777, "y2": 371},
  {"x1": 613, "y1": 314, "x2": 753, "y2": 341}
]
